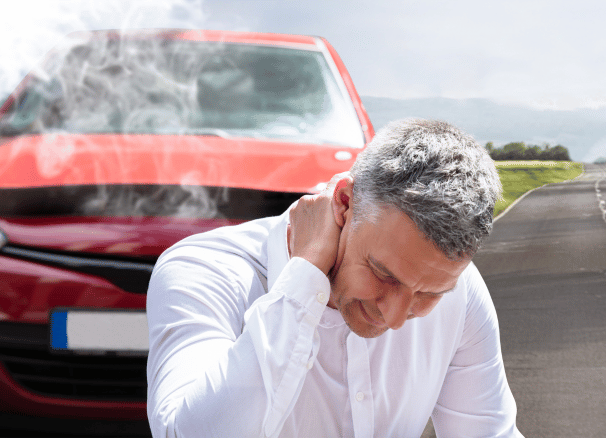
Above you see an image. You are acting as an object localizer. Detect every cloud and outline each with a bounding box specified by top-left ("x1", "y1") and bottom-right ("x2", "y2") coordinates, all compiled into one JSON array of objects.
[{"x1": 2, "y1": 0, "x2": 605, "y2": 110}]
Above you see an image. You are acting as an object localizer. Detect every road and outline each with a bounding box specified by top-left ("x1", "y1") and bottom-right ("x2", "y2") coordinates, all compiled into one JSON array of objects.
[
  {"x1": 475, "y1": 164, "x2": 606, "y2": 437},
  {"x1": 423, "y1": 163, "x2": 606, "y2": 438}
]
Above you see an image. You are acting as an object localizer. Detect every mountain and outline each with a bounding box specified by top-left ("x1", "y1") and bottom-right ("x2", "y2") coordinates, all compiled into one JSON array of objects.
[{"x1": 360, "y1": 96, "x2": 606, "y2": 163}]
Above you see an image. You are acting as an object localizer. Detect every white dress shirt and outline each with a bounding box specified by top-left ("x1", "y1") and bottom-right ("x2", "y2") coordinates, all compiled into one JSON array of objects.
[{"x1": 147, "y1": 209, "x2": 523, "y2": 438}]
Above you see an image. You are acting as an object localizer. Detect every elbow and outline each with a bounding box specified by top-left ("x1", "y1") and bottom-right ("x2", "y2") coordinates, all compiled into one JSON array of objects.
[{"x1": 148, "y1": 398, "x2": 179, "y2": 438}]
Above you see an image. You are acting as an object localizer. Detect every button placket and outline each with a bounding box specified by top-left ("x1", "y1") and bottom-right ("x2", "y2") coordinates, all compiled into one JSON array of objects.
[{"x1": 346, "y1": 333, "x2": 374, "y2": 438}]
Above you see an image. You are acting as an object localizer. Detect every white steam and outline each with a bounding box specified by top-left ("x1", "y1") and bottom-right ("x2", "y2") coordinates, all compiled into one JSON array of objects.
[
  {"x1": 0, "y1": 0, "x2": 206, "y2": 98},
  {"x1": 0, "y1": 0, "x2": 242, "y2": 220},
  {"x1": 81, "y1": 185, "x2": 230, "y2": 218}
]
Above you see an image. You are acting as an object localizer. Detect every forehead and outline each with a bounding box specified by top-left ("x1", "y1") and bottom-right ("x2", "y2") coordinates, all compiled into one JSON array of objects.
[{"x1": 355, "y1": 206, "x2": 470, "y2": 284}]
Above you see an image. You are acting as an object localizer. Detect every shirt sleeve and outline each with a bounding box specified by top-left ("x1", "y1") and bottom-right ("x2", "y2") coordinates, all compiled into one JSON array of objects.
[
  {"x1": 431, "y1": 264, "x2": 524, "y2": 438},
  {"x1": 146, "y1": 248, "x2": 330, "y2": 438}
]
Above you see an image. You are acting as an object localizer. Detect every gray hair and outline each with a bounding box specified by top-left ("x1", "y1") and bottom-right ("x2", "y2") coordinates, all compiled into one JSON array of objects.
[{"x1": 350, "y1": 118, "x2": 502, "y2": 260}]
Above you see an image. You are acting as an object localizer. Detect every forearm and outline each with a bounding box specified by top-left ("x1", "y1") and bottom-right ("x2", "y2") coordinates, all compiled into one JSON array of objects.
[{"x1": 147, "y1": 256, "x2": 329, "y2": 438}]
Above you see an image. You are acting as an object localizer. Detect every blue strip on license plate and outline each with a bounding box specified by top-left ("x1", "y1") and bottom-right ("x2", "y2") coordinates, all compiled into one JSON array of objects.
[
  {"x1": 50, "y1": 309, "x2": 148, "y2": 353},
  {"x1": 50, "y1": 310, "x2": 68, "y2": 350}
]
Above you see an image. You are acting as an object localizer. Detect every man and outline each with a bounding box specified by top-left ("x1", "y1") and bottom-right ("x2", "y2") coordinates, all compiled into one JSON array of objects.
[{"x1": 147, "y1": 119, "x2": 523, "y2": 437}]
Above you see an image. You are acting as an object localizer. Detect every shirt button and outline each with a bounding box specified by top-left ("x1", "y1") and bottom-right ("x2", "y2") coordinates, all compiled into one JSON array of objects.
[
  {"x1": 355, "y1": 392, "x2": 365, "y2": 402},
  {"x1": 306, "y1": 359, "x2": 314, "y2": 370},
  {"x1": 316, "y1": 292, "x2": 327, "y2": 304}
]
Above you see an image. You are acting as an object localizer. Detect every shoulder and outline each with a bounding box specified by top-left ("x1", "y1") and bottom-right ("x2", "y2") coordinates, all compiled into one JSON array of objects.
[
  {"x1": 420, "y1": 262, "x2": 489, "y2": 332},
  {"x1": 452, "y1": 262, "x2": 501, "y2": 362},
  {"x1": 160, "y1": 215, "x2": 278, "y2": 265},
  {"x1": 154, "y1": 214, "x2": 285, "y2": 280},
  {"x1": 149, "y1": 215, "x2": 282, "y2": 312},
  {"x1": 419, "y1": 262, "x2": 498, "y2": 359},
  {"x1": 459, "y1": 262, "x2": 497, "y2": 322}
]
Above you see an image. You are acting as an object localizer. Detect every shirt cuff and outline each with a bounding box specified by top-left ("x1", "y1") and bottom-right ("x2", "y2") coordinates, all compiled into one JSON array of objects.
[{"x1": 271, "y1": 256, "x2": 331, "y2": 320}]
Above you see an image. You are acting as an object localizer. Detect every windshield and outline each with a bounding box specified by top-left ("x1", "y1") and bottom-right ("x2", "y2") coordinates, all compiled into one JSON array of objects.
[{"x1": 0, "y1": 37, "x2": 365, "y2": 148}]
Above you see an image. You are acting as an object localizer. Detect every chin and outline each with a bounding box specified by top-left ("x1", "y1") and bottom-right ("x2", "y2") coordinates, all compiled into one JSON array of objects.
[
  {"x1": 347, "y1": 321, "x2": 388, "y2": 338},
  {"x1": 337, "y1": 300, "x2": 389, "y2": 338},
  {"x1": 339, "y1": 305, "x2": 388, "y2": 338}
]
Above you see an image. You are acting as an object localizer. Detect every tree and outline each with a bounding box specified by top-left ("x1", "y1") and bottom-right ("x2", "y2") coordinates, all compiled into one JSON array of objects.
[
  {"x1": 502, "y1": 142, "x2": 526, "y2": 160},
  {"x1": 489, "y1": 147, "x2": 504, "y2": 160},
  {"x1": 486, "y1": 141, "x2": 572, "y2": 161},
  {"x1": 524, "y1": 145, "x2": 542, "y2": 160},
  {"x1": 538, "y1": 144, "x2": 570, "y2": 161},
  {"x1": 549, "y1": 145, "x2": 571, "y2": 161}
]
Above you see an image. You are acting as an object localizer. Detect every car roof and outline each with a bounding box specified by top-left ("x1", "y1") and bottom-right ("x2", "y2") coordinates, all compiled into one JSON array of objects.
[{"x1": 64, "y1": 29, "x2": 321, "y2": 50}]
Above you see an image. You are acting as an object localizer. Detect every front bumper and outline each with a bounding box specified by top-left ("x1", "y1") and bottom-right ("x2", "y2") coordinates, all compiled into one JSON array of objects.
[{"x1": 0, "y1": 321, "x2": 147, "y2": 421}]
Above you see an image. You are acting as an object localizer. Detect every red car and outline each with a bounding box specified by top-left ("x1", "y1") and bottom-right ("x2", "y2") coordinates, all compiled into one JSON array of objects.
[{"x1": 0, "y1": 29, "x2": 373, "y2": 434}]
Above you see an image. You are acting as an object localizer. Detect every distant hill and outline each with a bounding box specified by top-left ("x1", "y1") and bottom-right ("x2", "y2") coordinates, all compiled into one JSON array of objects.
[{"x1": 361, "y1": 96, "x2": 606, "y2": 163}]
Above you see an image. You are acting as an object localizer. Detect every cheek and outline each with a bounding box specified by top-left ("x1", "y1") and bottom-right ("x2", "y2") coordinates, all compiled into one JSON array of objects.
[{"x1": 335, "y1": 264, "x2": 383, "y2": 301}]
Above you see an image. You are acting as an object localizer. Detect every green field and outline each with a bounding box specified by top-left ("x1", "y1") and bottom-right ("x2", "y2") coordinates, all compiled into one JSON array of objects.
[{"x1": 494, "y1": 161, "x2": 584, "y2": 217}]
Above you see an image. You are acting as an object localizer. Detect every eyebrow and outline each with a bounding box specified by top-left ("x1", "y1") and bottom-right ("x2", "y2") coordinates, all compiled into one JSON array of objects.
[
  {"x1": 368, "y1": 254, "x2": 457, "y2": 295},
  {"x1": 368, "y1": 255, "x2": 402, "y2": 284}
]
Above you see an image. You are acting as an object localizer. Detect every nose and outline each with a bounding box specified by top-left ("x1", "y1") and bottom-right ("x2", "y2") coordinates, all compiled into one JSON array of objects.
[{"x1": 375, "y1": 289, "x2": 413, "y2": 330}]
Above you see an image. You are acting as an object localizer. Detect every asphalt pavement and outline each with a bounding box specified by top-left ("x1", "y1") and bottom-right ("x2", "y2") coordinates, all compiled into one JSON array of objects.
[{"x1": 472, "y1": 163, "x2": 606, "y2": 437}]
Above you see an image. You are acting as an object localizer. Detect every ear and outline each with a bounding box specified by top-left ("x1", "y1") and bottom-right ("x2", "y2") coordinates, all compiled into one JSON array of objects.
[{"x1": 332, "y1": 175, "x2": 354, "y2": 228}]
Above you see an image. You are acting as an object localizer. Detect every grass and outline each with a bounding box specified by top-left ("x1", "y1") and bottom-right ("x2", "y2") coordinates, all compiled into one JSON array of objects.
[{"x1": 493, "y1": 161, "x2": 584, "y2": 217}]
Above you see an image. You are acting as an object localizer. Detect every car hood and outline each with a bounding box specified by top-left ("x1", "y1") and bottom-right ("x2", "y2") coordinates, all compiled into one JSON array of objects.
[
  {"x1": 0, "y1": 134, "x2": 359, "y2": 192},
  {"x1": 0, "y1": 134, "x2": 359, "y2": 256}
]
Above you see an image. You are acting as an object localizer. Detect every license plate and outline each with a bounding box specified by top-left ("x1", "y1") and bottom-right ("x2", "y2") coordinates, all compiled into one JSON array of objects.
[{"x1": 50, "y1": 309, "x2": 148, "y2": 354}]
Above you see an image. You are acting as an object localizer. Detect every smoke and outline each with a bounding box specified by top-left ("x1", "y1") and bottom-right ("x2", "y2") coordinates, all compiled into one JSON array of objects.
[
  {"x1": 0, "y1": 0, "x2": 206, "y2": 98},
  {"x1": 81, "y1": 184, "x2": 230, "y2": 218},
  {"x1": 0, "y1": 0, "x2": 242, "y2": 220},
  {"x1": 1, "y1": 3, "x2": 358, "y2": 219}
]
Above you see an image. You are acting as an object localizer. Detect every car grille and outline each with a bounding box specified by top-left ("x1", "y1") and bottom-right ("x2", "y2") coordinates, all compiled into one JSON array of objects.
[{"x1": 0, "y1": 322, "x2": 147, "y2": 402}]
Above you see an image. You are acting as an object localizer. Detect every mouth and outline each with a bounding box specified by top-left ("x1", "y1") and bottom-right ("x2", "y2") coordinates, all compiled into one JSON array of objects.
[{"x1": 358, "y1": 301, "x2": 385, "y2": 327}]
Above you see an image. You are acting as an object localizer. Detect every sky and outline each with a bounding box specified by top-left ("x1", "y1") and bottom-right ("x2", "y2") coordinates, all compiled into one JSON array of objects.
[{"x1": 1, "y1": 0, "x2": 605, "y2": 112}]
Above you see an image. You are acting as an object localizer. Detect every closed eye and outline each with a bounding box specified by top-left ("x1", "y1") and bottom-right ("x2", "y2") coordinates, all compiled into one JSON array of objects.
[
  {"x1": 423, "y1": 292, "x2": 445, "y2": 299},
  {"x1": 368, "y1": 255, "x2": 402, "y2": 286},
  {"x1": 378, "y1": 274, "x2": 399, "y2": 286},
  {"x1": 368, "y1": 263, "x2": 400, "y2": 286},
  {"x1": 421, "y1": 288, "x2": 455, "y2": 298}
]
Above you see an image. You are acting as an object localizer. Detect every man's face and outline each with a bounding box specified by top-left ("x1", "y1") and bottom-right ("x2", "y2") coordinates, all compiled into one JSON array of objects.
[{"x1": 328, "y1": 205, "x2": 471, "y2": 338}]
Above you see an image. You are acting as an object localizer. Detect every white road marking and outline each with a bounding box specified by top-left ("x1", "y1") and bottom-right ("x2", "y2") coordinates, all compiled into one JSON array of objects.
[
  {"x1": 495, "y1": 166, "x2": 606, "y2": 224},
  {"x1": 596, "y1": 171, "x2": 606, "y2": 223}
]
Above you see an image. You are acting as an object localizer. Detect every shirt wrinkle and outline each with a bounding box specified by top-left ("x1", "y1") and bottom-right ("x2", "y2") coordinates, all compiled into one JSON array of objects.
[
  {"x1": 319, "y1": 305, "x2": 346, "y2": 328},
  {"x1": 147, "y1": 208, "x2": 523, "y2": 438}
]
